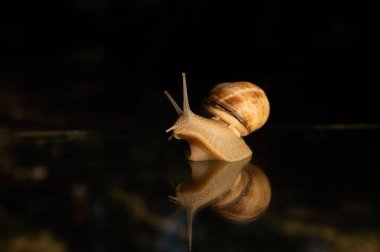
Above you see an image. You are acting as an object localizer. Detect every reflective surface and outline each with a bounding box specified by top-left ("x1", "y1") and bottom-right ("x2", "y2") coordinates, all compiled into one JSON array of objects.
[{"x1": 1, "y1": 127, "x2": 379, "y2": 252}]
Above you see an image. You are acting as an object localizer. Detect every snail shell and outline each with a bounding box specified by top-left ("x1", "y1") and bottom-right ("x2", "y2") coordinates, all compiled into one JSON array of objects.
[{"x1": 202, "y1": 82, "x2": 270, "y2": 137}]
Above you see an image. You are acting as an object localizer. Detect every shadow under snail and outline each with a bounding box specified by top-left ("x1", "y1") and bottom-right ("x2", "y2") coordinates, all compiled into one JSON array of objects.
[{"x1": 164, "y1": 73, "x2": 270, "y2": 162}]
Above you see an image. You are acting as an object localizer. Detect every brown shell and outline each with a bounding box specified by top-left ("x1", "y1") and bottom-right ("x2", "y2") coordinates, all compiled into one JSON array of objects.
[{"x1": 202, "y1": 82, "x2": 270, "y2": 137}]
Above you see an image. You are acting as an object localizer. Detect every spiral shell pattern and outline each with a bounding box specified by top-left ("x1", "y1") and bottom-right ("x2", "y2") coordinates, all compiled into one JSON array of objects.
[{"x1": 202, "y1": 82, "x2": 270, "y2": 137}]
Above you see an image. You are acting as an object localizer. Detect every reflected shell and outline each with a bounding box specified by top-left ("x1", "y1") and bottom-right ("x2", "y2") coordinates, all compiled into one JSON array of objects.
[{"x1": 213, "y1": 163, "x2": 271, "y2": 223}]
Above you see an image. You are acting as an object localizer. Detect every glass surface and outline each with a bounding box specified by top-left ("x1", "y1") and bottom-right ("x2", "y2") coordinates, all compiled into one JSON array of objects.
[{"x1": 1, "y1": 127, "x2": 379, "y2": 252}]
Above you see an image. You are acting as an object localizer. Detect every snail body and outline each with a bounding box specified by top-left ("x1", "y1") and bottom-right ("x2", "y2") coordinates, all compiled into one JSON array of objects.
[{"x1": 165, "y1": 73, "x2": 269, "y2": 162}]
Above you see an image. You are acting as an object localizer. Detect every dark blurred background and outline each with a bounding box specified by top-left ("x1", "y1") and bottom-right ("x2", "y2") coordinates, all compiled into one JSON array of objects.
[
  {"x1": 1, "y1": 1, "x2": 379, "y2": 252},
  {"x1": 1, "y1": 0, "x2": 378, "y2": 130}
]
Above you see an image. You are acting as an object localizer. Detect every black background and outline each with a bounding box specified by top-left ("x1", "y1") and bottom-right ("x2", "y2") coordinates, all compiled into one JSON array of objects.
[
  {"x1": 0, "y1": 1, "x2": 379, "y2": 130},
  {"x1": 1, "y1": 2, "x2": 379, "y2": 251}
]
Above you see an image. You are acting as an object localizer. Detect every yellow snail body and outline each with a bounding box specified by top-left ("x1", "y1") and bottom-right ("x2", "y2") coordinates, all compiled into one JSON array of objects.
[{"x1": 165, "y1": 73, "x2": 270, "y2": 162}]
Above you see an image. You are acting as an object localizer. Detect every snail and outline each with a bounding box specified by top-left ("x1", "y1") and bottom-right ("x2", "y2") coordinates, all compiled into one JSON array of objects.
[
  {"x1": 170, "y1": 157, "x2": 271, "y2": 251},
  {"x1": 164, "y1": 73, "x2": 270, "y2": 162}
]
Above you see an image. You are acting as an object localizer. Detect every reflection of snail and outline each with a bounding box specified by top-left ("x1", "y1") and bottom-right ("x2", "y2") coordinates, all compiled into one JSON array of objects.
[
  {"x1": 165, "y1": 73, "x2": 270, "y2": 162},
  {"x1": 213, "y1": 162, "x2": 271, "y2": 223},
  {"x1": 170, "y1": 157, "x2": 271, "y2": 250}
]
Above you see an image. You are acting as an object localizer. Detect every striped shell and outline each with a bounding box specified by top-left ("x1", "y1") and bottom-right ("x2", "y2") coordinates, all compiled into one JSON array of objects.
[{"x1": 202, "y1": 82, "x2": 270, "y2": 137}]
